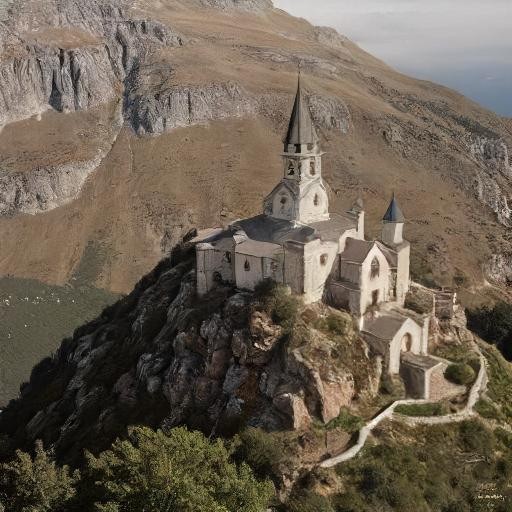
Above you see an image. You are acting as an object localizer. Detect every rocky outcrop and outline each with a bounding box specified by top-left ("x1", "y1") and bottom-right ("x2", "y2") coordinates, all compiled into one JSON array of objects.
[
  {"x1": 199, "y1": 0, "x2": 273, "y2": 11},
  {"x1": 470, "y1": 136, "x2": 512, "y2": 178},
  {"x1": 0, "y1": 0, "x2": 184, "y2": 127},
  {"x1": 0, "y1": 246, "x2": 375, "y2": 463},
  {"x1": 128, "y1": 82, "x2": 256, "y2": 135},
  {"x1": 484, "y1": 253, "x2": 512, "y2": 286},
  {"x1": 469, "y1": 136, "x2": 512, "y2": 224},
  {"x1": 0, "y1": 45, "x2": 118, "y2": 126},
  {"x1": 0, "y1": 103, "x2": 123, "y2": 215}
]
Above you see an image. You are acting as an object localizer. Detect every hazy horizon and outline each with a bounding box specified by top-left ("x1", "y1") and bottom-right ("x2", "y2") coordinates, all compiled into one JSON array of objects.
[{"x1": 274, "y1": 0, "x2": 512, "y2": 117}]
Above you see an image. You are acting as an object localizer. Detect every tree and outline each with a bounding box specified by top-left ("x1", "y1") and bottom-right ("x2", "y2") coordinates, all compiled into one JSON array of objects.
[
  {"x1": 81, "y1": 426, "x2": 274, "y2": 512},
  {"x1": 0, "y1": 441, "x2": 77, "y2": 512},
  {"x1": 467, "y1": 302, "x2": 512, "y2": 361}
]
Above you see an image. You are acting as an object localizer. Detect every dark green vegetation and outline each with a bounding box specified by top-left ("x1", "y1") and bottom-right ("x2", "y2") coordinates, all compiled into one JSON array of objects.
[
  {"x1": 325, "y1": 409, "x2": 364, "y2": 433},
  {"x1": 474, "y1": 399, "x2": 505, "y2": 422},
  {"x1": 254, "y1": 279, "x2": 300, "y2": 334},
  {"x1": 0, "y1": 277, "x2": 117, "y2": 406},
  {"x1": 394, "y1": 402, "x2": 448, "y2": 417},
  {"x1": 480, "y1": 344, "x2": 512, "y2": 421},
  {"x1": 467, "y1": 301, "x2": 512, "y2": 360},
  {"x1": 444, "y1": 363, "x2": 476, "y2": 385},
  {"x1": 286, "y1": 420, "x2": 512, "y2": 512},
  {"x1": 0, "y1": 426, "x2": 273, "y2": 512}
]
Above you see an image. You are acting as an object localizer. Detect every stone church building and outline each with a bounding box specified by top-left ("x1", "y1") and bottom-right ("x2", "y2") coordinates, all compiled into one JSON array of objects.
[{"x1": 194, "y1": 75, "x2": 435, "y2": 389}]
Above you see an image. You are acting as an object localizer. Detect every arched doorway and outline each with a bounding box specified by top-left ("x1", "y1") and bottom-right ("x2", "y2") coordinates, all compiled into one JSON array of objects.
[{"x1": 401, "y1": 333, "x2": 413, "y2": 353}]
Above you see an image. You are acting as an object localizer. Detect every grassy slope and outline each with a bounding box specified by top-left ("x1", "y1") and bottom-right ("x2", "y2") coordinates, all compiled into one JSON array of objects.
[{"x1": 0, "y1": 278, "x2": 117, "y2": 406}]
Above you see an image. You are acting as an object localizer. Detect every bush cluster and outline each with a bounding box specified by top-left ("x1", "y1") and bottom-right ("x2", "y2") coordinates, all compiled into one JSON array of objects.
[
  {"x1": 254, "y1": 279, "x2": 300, "y2": 332},
  {"x1": 0, "y1": 427, "x2": 273, "y2": 512},
  {"x1": 395, "y1": 402, "x2": 448, "y2": 417},
  {"x1": 444, "y1": 363, "x2": 476, "y2": 385},
  {"x1": 325, "y1": 409, "x2": 364, "y2": 433}
]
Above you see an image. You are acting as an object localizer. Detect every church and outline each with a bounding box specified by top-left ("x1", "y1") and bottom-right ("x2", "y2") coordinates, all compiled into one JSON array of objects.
[{"x1": 193, "y1": 74, "x2": 433, "y2": 385}]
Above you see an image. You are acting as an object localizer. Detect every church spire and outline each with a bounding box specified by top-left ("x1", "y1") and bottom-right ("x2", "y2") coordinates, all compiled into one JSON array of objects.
[
  {"x1": 284, "y1": 71, "x2": 318, "y2": 152},
  {"x1": 382, "y1": 193, "x2": 405, "y2": 223}
]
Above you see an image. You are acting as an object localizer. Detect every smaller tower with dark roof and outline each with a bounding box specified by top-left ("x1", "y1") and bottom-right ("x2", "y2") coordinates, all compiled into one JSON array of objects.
[
  {"x1": 382, "y1": 194, "x2": 405, "y2": 246},
  {"x1": 381, "y1": 194, "x2": 410, "y2": 305}
]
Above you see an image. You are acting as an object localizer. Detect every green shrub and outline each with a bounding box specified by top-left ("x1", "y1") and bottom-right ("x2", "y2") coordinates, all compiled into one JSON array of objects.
[
  {"x1": 395, "y1": 403, "x2": 448, "y2": 417},
  {"x1": 233, "y1": 428, "x2": 285, "y2": 482},
  {"x1": 331, "y1": 491, "x2": 367, "y2": 512},
  {"x1": 495, "y1": 427, "x2": 512, "y2": 448},
  {"x1": 444, "y1": 363, "x2": 476, "y2": 385},
  {"x1": 286, "y1": 490, "x2": 334, "y2": 512},
  {"x1": 458, "y1": 421, "x2": 495, "y2": 454},
  {"x1": 326, "y1": 313, "x2": 350, "y2": 335},
  {"x1": 325, "y1": 409, "x2": 364, "y2": 433},
  {"x1": 81, "y1": 426, "x2": 274, "y2": 512},
  {"x1": 474, "y1": 399, "x2": 504, "y2": 421},
  {"x1": 482, "y1": 345, "x2": 512, "y2": 421},
  {"x1": 254, "y1": 280, "x2": 299, "y2": 332},
  {"x1": 0, "y1": 440, "x2": 78, "y2": 512}
]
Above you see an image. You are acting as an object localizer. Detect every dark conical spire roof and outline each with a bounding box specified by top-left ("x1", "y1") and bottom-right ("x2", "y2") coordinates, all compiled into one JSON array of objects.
[
  {"x1": 383, "y1": 194, "x2": 405, "y2": 223},
  {"x1": 284, "y1": 72, "x2": 318, "y2": 148}
]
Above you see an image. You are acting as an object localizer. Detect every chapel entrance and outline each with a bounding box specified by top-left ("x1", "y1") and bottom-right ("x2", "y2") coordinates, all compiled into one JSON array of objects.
[
  {"x1": 401, "y1": 333, "x2": 413, "y2": 353},
  {"x1": 372, "y1": 290, "x2": 379, "y2": 306}
]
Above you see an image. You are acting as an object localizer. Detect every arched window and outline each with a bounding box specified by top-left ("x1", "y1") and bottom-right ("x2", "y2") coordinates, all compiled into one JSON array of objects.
[
  {"x1": 287, "y1": 161, "x2": 295, "y2": 176},
  {"x1": 244, "y1": 260, "x2": 250, "y2": 272},
  {"x1": 401, "y1": 333, "x2": 413, "y2": 352},
  {"x1": 320, "y1": 254, "x2": 328, "y2": 266},
  {"x1": 314, "y1": 194, "x2": 319, "y2": 207},
  {"x1": 371, "y1": 257, "x2": 380, "y2": 279},
  {"x1": 280, "y1": 195, "x2": 288, "y2": 213},
  {"x1": 225, "y1": 252, "x2": 232, "y2": 264},
  {"x1": 310, "y1": 160, "x2": 316, "y2": 176}
]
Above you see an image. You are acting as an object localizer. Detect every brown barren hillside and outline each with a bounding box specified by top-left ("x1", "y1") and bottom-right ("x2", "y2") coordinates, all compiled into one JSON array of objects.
[{"x1": 0, "y1": 0, "x2": 511, "y2": 299}]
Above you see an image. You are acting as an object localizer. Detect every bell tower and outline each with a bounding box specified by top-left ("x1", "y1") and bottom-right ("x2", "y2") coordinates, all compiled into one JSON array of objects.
[
  {"x1": 264, "y1": 73, "x2": 329, "y2": 225},
  {"x1": 381, "y1": 194, "x2": 410, "y2": 305}
]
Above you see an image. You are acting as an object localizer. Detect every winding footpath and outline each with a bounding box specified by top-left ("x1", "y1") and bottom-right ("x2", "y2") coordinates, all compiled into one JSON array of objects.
[{"x1": 319, "y1": 349, "x2": 488, "y2": 468}]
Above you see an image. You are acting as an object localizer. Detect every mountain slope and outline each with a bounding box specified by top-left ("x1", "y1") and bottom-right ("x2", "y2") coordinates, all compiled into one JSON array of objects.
[{"x1": 0, "y1": 0, "x2": 510, "y2": 296}]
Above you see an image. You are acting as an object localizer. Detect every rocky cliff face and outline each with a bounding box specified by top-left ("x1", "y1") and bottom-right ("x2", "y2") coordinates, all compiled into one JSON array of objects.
[
  {"x1": 0, "y1": 0, "x2": 183, "y2": 126},
  {"x1": 0, "y1": 242, "x2": 377, "y2": 464}
]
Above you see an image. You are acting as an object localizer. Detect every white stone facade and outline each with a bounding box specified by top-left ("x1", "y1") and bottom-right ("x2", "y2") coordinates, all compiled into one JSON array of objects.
[{"x1": 193, "y1": 74, "x2": 429, "y2": 377}]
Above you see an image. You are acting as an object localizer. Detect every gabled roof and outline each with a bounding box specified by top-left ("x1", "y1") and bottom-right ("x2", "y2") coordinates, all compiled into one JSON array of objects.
[
  {"x1": 284, "y1": 73, "x2": 318, "y2": 147},
  {"x1": 362, "y1": 313, "x2": 413, "y2": 341},
  {"x1": 340, "y1": 238, "x2": 398, "y2": 267},
  {"x1": 340, "y1": 238, "x2": 375, "y2": 264},
  {"x1": 375, "y1": 241, "x2": 398, "y2": 268},
  {"x1": 383, "y1": 194, "x2": 405, "y2": 223}
]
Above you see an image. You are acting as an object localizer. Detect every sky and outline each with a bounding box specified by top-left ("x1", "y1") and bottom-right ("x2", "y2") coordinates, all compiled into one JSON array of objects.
[{"x1": 273, "y1": 0, "x2": 512, "y2": 117}]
